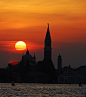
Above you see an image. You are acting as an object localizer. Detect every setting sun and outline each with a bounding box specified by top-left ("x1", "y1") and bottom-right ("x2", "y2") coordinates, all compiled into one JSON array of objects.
[{"x1": 15, "y1": 41, "x2": 26, "y2": 50}]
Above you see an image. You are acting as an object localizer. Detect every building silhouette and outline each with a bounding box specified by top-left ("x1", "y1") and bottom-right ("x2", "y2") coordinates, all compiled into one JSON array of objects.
[
  {"x1": 5, "y1": 23, "x2": 55, "y2": 83},
  {"x1": 1, "y1": 23, "x2": 86, "y2": 84},
  {"x1": 44, "y1": 23, "x2": 52, "y2": 61},
  {"x1": 58, "y1": 54, "x2": 62, "y2": 69},
  {"x1": 37, "y1": 24, "x2": 55, "y2": 76}
]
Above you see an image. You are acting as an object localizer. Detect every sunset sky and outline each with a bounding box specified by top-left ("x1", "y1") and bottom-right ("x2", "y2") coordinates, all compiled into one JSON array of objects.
[{"x1": 0, "y1": 0, "x2": 86, "y2": 68}]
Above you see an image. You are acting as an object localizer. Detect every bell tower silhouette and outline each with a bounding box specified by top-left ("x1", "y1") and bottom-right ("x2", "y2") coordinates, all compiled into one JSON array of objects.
[
  {"x1": 58, "y1": 54, "x2": 62, "y2": 69},
  {"x1": 44, "y1": 23, "x2": 52, "y2": 61}
]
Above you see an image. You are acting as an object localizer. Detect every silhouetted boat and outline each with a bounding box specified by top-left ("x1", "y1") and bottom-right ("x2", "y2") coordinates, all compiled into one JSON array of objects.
[
  {"x1": 11, "y1": 81, "x2": 15, "y2": 86},
  {"x1": 79, "y1": 81, "x2": 82, "y2": 87}
]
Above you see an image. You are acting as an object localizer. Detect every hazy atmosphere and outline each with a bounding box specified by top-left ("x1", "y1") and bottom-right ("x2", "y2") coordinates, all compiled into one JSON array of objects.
[{"x1": 0, "y1": 0, "x2": 86, "y2": 69}]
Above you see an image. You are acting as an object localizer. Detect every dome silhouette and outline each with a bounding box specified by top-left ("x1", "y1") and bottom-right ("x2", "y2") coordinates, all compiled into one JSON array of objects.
[{"x1": 22, "y1": 49, "x2": 33, "y2": 62}]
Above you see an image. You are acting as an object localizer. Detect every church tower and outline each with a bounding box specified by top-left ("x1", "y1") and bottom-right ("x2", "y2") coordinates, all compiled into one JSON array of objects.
[
  {"x1": 58, "y1": 54, "x2": 62, "y2": 69},
  {"x1": 44, "y1": 23, "x2": 52, "y2": 61}
]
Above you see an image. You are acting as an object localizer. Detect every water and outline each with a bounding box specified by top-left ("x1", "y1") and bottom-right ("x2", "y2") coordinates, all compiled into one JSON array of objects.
[{"x1": 0, "y1": 83, "x2": 86, "y2": 97}]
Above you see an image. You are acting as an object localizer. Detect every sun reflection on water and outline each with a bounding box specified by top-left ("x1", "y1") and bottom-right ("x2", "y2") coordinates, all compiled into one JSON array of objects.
[{"x1": 0, "y1": 83, "x2": 86, "y2": 96}]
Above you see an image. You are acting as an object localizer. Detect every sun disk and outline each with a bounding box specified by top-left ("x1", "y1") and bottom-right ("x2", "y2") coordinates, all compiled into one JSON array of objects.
[{"x1": 15, "y1": 41, "x2": 26, "y2": 50}]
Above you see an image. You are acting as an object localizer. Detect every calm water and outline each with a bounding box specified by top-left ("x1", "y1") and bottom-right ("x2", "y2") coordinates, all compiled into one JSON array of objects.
[{"x1": 0, "y1": 83, "x2": 86, "y2": 97}]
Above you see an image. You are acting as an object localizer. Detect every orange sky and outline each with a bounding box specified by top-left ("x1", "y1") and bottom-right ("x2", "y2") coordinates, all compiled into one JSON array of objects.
[
  {"x1": 0, "y1": 0, "x2": 86, "y2": 43},
  {"x1": 0, "y1": 0, "x2": 86, "y2": 68}
]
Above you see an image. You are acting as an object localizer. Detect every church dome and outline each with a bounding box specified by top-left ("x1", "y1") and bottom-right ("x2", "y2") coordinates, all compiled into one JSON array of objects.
[{"x1": 22, "y1": 49, "x2": 33, "y2": 62}]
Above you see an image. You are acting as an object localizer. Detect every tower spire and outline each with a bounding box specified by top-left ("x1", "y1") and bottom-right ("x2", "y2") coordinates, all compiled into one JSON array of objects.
[
  {"x1": 46, "y1": 23, "x2": 51, "y2": 40},
  {"x1": 44, "y1": 24, "x2": 52, "y2": 60},
  {"x1": 47, "y1": 23, "x2": 49, "y2": 33}
]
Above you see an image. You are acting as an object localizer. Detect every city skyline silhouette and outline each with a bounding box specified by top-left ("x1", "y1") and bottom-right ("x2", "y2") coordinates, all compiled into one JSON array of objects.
[
  {"x1": 0, "y1": 24, "x2": 86, "y2": 84},
  {"x1": 0, "y1": 0, "x2": 86, "y2": 69},
  {"x1": 0, "y1": 1, "x2": 86, "y2": 97},
  {"x1": 0, "y1": 24, "x2": 86, "y2": 69}
]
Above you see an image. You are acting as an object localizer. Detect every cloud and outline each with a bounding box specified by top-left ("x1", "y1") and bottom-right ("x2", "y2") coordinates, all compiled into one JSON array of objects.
[
  {"x1": 0, "y1": 40, "x2": 43, "y2": 53},
  {"x1": 0, "y1": 41, "x2": 16, "y2": 52},
  {"x1": 0, "y1": 10, "x2": 86, "y2": 30},
  {"x1": 0, "y1": 0, "x2": 86, "y2": 14}
]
